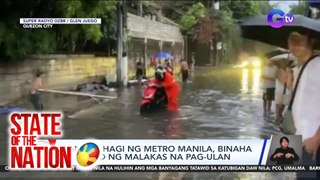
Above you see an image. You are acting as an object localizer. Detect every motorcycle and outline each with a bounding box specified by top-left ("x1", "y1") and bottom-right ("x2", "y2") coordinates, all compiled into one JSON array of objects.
[{"x1": 140, "y1": 79, "x2": 168, "y2": 114}]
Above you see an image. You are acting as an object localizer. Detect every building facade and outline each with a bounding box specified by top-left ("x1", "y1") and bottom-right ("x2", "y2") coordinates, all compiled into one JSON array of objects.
[{"x1": 125, "y1": 2, "x2": 184, "y2": 79}]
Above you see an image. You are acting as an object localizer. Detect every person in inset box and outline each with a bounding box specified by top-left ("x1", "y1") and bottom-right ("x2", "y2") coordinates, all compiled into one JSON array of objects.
[{"x1": 270, "y1": 136, "x2": 299, "y2": 165}]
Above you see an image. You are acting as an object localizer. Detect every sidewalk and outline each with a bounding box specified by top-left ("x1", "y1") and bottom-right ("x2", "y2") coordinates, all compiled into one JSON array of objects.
[{"x1": 7, "y1": 90, "x2": 116, "y2": 116}]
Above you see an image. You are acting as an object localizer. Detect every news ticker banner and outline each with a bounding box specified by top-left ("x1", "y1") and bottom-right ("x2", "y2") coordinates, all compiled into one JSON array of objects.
[
  {"x1": 1, "y1": 165, "x2": 320, "y2": 172},
  {"x1": 10, "y1": 139, "x2": 271, "y2": 171},
  {"x1": 7, "y1": 112, "x2": 304, "y2": 172},
  {"x1": 19, "y1": 18, "x2": 101, "y2": 29}
]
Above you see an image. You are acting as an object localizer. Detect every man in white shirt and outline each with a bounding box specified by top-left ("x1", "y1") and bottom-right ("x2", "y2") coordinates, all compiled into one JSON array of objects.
[
  {"x1": 261, "y1": 60, "x2": 277, "y2": 116},
  {"x1": 284, "y1": 31, "x2": 320, "y2": 179}
]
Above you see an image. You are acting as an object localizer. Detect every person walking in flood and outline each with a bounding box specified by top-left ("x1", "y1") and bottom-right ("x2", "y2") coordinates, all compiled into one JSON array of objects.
[
  {"x1": 164, "y1": 59, "x2": 173, "y2": 75},
  {"x1": 261, "y1": 59, "x2": 277, "y2": 116},
  {"x1": 180, "y1": 59, "x2": 189, "y2": 83},
  {"x1": 30, "y1": 71, "x2": 45, "y2": 111},
  {"x1": 136, "y1": 59, "x2": 144, "y2": 81},
  {"x1": 189, "y1": 52, "x2": 195, "y2": 79}
]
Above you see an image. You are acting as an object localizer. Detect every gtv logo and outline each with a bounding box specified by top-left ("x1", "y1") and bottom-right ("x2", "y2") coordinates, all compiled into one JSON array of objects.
[{"x1": 267, "y1": 9, "x2": 295, "y2": 28}]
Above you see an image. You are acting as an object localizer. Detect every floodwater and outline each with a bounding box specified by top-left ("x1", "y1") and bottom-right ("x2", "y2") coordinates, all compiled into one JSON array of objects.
[{"x1": 0, "y1": 66, "x2": 295, "y2": 179}]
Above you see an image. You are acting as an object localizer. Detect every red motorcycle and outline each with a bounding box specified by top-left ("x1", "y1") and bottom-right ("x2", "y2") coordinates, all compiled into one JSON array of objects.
[{"x1": 140, "y1": 79, "x2": 168, "y2": 114}]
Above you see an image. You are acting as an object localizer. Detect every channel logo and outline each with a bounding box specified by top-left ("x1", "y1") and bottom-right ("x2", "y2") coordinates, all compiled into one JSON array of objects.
[
  {"x1": 77, "y1": 142, "x2": 100, "y2": 167},
  {"x1": 267, "y1": 9, "x2": 295, "y2": 28}
]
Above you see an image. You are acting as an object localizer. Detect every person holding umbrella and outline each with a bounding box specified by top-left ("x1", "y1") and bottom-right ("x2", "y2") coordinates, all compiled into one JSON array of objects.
[
  {"x1": 283, "y1": 31, "x2": 320, "y2": 179},
  {"x1": 261, "y1": 49, "x2": 290, "y2": 117},
  {"x1": 275, "y1": 63, "x2": 291, "y2": 123},
  {"x1": 269, "y1": 53, "x2": 296, "y2": 123},
  {"x1": 241, "y1": 14, "x2": 320, "y2": 179}
]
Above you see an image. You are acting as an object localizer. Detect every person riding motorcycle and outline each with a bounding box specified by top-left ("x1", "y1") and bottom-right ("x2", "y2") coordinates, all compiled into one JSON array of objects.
[{"x1": 154, "y1": 66, "x2": 180, "y2": 112}]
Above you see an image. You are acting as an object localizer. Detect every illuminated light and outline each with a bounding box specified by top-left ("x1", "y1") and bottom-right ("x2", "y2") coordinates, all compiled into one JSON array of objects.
[
  {"x1": 241, "y1": 68, "x2": 249, "y2": 93},
  {"x1": 241, "y1": 61, "x2": 249, "y2": 67},
  {"x1": 252, "y1": 68, "x2": 261, "y2": 95},
  {"x1": 252, "y1": 60, "x2": 261, "y2": 67}
]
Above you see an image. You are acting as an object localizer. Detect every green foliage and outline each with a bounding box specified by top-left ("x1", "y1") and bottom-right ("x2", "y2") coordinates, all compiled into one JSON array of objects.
[
  {"x1": 215, "y1": 10, "x2": 242, "y2": 61},
  {"x1": 217, "y1": 1, "x2": 274, "y2": 61},
  {"x1": 258, "y1": 1, "x2": 275, "y2": 14},
  {"x1": 163, "y1": 0, "x2": 275, "y2": 62},
  {"x1": 220, "y1": 0, "x2": 274, "y2": 20},
  {"x1": 290, "y1": 2, "x2": 307, "y2": 15},
  {"x1": 56, "y1": 0, "x2": 115, "y2": 45},
  {"x1": 180, "y1": 2, "x2": 206, "y2": 34},
  {"x1": 0, "y1": 0, "x2": 116, "y2": 60},
  {"x1": 0, "y1": 21, "x2": 57, "y2": 59}
]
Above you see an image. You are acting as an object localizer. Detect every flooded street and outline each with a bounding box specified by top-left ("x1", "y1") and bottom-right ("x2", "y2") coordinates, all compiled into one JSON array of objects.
[
  {"x1": 0, "y1": 66, "x2": 295, "y2": 179},
  {"x1": 62, "y1": 66, "x2": 279, "y2": 140}
]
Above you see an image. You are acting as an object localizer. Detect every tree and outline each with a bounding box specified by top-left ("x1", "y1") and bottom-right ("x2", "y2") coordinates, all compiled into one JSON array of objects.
[
  {"x1": 161, "y1": 1, "x2": 198, "y2": 23},
  {"x1": 220, "y1": 0, "x2": 274, "y2": 20},
  {"x1": 192, "y1": 17, "x2": 219, "y2": 43},
  {"x1": 0, "y1": 0, "x2": 116, "y2": 60},
  {"x1": 180, "y1": 2, "x2": 206, "y2": 34},
  {"x1": 290, "y1": 2, "x2": 307, "y2": 15},
  {"x1": 216, "y1": 1, "x2": 274, "y2": 62},
  {"x1": 159, "y1": 0, "x2": 275, "y2": 64},
  {"x1": 55, "y1": 0, "x2": 116, "y2": 52}
]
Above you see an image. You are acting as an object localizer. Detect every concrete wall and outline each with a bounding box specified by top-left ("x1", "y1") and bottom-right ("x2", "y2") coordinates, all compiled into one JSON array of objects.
[
  {"x1": 0, "y1": 55, "x2": 115, "y2": 104},
  {"x1": 127, "y1": 13, "x2": 184, "y2": 43}
]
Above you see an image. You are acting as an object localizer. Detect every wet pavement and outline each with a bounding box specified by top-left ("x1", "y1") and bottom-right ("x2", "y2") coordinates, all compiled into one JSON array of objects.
[{"x1": 0, "y1": 66, "x2": 295, "y2": 179}]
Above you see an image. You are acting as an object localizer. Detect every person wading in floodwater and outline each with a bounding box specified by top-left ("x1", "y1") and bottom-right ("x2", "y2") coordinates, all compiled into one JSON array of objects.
[
  {"x1": 30, "y1": 71, "x2": 45, "y2": 111},
  {"x1": 136, "y1": 59, "x2": 144, "y2": 81},
  {"x1": 180, "y1": 59, "x2": 189, "y2": 83},
  {"x1": 261, "y1": 59, "x2": 277, "y2": 116},
  {"x1": 164, "y1": 59, "x2": 173, "y2": 75}
]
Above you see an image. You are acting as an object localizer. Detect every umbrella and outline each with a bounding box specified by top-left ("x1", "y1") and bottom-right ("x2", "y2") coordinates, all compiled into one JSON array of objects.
[
  {"x1": 308, "y1": 0, "x2": 320, "y2": 8},
  {"x1": 263, "y1": 48, "x2": 288, "y2": 59},
  {"x1": 270, "y1": 53, "x2": 296, "y2": 68},
  {"x1": 267, "y1": 53, "x2": 297, "y2": 68},
  {"x1": 270, "y1": 53, "x2": 296, "y2": 61},
  {"x1": 0, "y1": 107, "x2": 23, "y2": 115},
  {"x1": 241, "y1": 15, "x2": 320, "y2": 49},
  {"x1": 153, "y1": 52, "x2": 172, "y2": 59}
]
